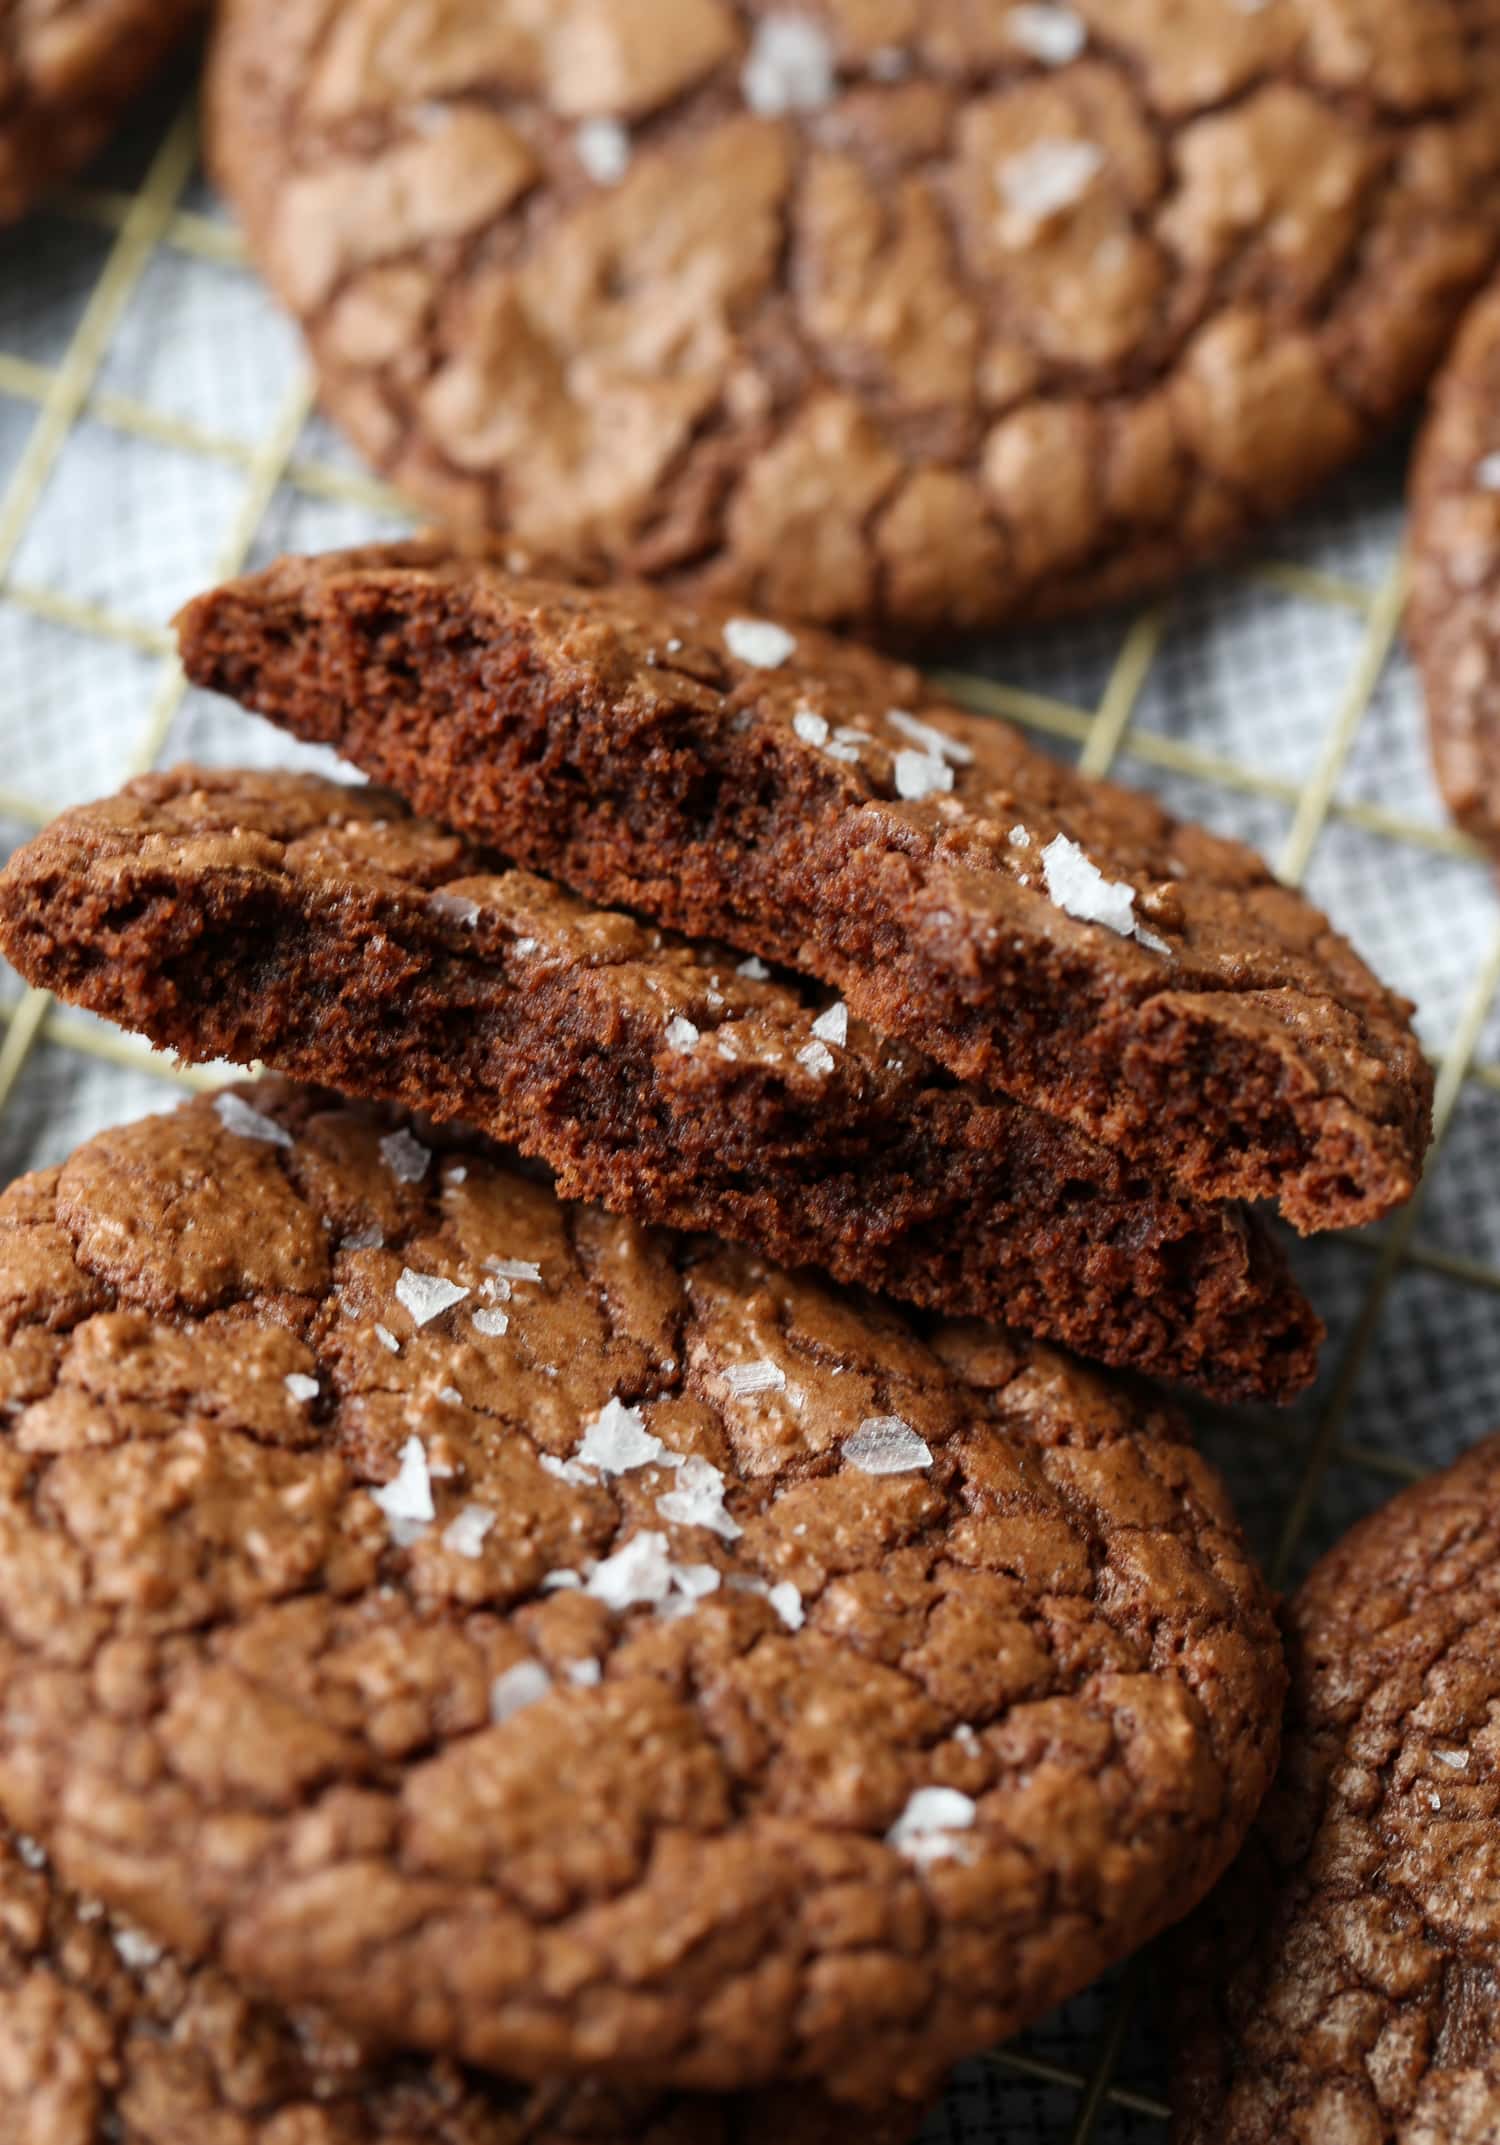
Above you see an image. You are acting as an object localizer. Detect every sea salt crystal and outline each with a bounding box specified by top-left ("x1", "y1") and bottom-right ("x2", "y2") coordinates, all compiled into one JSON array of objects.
[
  {"x1": 374, "y1": 1324, "x2": 401, "y2": 1354},
  {"x1": 428, "y1": 889, "x2": 481, "y2": 927},
  {"x1": 371, "y1": 1435, "x2": 436, "y2": 1539},
  {"x1": 540, "y1": 1452, "x2": 596, "y2": 1487},
  {"x1": 215, "y1": 1093, "x2": 291, "y2": 1147},
  {"x1": 396, "y1": 1269, "x2": 470, "y2": 1326},
  {"x1": 587, "y1": 1530, "x2": 676, "y2": 1610},
  {"x1": 1477, "y1": 452, "x2": 1500, "y2": 491},
  {"x1": 343, "y1": 1224, "x2": 385, "y2": 1252},
  {"x1": 811, "y1": 1002, "x2": 848, "y2": 1047},
  {"x1": 657, "y1": 1455, "x2": 743, "y2": 1541},
  {"x1": 797, "y1": 1040, "x2": 835, "y2": 1077},
  {"x1": 284, "y1": 1373, "x2": 319, "y2": 1403},
  {"x1": 1435, "y1": 1748, "x2": 1470, "y2": 1770},
  {"x1": 742, "y1": 14, "x2": 836, "y2": 115},
  {"x1": 575, "y1": 116, "x2": 630, "y2": 184},
  {"x1": 997, "y1": 138, "x2": 1103, "y2": 231},
  {"x1": 380, "y1": 1128, "x2": 430, "y2": 1183},
  {"x1": 724, "y1": 617, "x2": 798, "y2": 669},
  {"x1": 724, "y1": 1359, "x2": 787, "y2": 1398},
  {"x1": 767, "y1": 1580, "x2": 804, "y2": 1630},
  {"x1": 844, "y1": 1416, "x2": 933, "y2": 1475},
  {"x1": 954, "y1": 1722, "x2": 982, "y2": 1755},
  {"x1": 793, "y1": 709, "x2": 830, "y2": 746},
  {"x1": 113, "y1": 1926, "x2": 163, "y2": 1972},
  {"x1": 887, "y1": 1786, "x2": 978, "y2": 1864},
  {"x1": 1006, "y1": 4, "x2": 1086, "y2": 63},
  {"x1": 576, "y1": 1396, "x2": 666, "y2": 1475},
  {"x1": 737, "y1": 955, "x2": 770, "y2": 980},
  {"x1": 486, "y1": 1258, "x2": 542, "y2": 1284},
  {"x1": 513, "y1": 937, "x2": 538, "y2": 956},
  {"x1": 665, "y1": 1016, "x2": 701, "y2": 1053},
  {"x1": 541, "y1": 1566, "x2": 583, "y2": 1589},
  {"x1": 15, "y1": 1836, "x2": 45, "y2": 1870},
  {"x1": 869, "y1": 44, "x2": 910, "y2": 79},
  {"x1": 887, "y1": 708, "x2": 973, "y2": 766},
  {"x1": 472, "y1": 1307, "x2": 510, "y2": 1339},
  {"x1": 444, "y1": 1164, "x2": 467, "y2": 1185},
  {"x1": 443, "y1": 1504, "x2": 495, "y2": 1558},
  {"x1": 437, "y1": 1386, "x2": 463, "y2": 1405},
  {"x1": 1041, "y1": 833, "x2": 1140, "y2": 936},
  {"x1": 490, "y1": 1660, "x2": 552, "y2": 1722},
  {"x1": 566, "y1": 1657, "x2": 602, "y2": 1686},
  {"x1": 893, "y1": 749, "x2": 954, "y2": 801}
]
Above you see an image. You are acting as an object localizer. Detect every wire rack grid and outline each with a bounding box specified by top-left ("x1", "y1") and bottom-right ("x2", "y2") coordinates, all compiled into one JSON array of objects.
[{"x1": 5, "y1": 64, "x2": 1500, "y2": 2145}]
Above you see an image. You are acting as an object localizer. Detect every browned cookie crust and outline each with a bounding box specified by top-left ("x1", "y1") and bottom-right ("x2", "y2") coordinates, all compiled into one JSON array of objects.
[
  {"x1": 0, "y1": 0, "x2": 199, "y2": 224},
  {"x1": 1408, "y1": 275, "x2": 1500, "y2": 855},
  {"x1": 0, "y1": 1832, "x2": 920, "y2": 2145},
  {"x1": 178, "y1": 544, "x2": 1433, "y2": 1234},
  {"x1": 0, "y1": 765, "x2": 1322, "y2": 1403},
  {"x1": 0, "y1": 1082, "x2": 1283, "y2": 2105},
  {"x1": 203, "y1": 0, "x2": 1500, "y2": 638},
  {"x1": 1174, "y1": 1434, "x2": 1500, "y2": 2144}
]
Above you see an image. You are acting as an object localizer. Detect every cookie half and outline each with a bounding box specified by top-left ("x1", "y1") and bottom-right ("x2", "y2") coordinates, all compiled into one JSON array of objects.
[
  {"x1": 177, "y1": 544, "x2": 1433, "y2": 1233},
  {"x1": 0, "y1": 1832, "x2": 921, "y2": 2144},
  {"x1": 0, "y1": 1082, "x2": 1284, "y2": 2105},
  {"x1": 1408, "y1": 276, "x2": 1500, "y2": 854},
  {"x1": 203, "y1": 0, "x2": 1500, "y2": 636},
  {"x1": 1174, "y1": 1435, "x2": 1500, "y2": 2143},
  {"x1": 0, "y1": 764, "x2": 1322, "y2": 1401},
  {"x1": 0, "y1": 0, "x2": 199, "y2": 223}
]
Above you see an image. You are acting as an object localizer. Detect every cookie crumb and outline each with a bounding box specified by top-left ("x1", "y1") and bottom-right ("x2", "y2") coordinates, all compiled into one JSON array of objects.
[{"x1": 845, "y1": 1416, "x2": 933, "y2": 1475}]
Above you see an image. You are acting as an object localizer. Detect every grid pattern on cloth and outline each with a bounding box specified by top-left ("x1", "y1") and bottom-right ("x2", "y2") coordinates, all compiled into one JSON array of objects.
[{"x1": 5, "y1": 69, "x2": 1500, "y2": 2145}]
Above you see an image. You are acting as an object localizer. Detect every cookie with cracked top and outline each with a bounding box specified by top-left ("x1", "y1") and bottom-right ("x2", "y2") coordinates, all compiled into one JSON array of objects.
[
  {"x1": 1174, "y1": 1433, "x2": 1500, "y2": 2144},
  {"x1": 0, "y1": 1831, "x2": 923, "y2": 2145},
  {"x1": 0, "y1": 763, "x2": 1322, "y2": 1402},
  {"x1": 1408, "y1": 275, "x2": 1500, "y2": 857},
  {"x1": 177, "y1": 543, "x2": 1433, "y2": 1234},
  {"x1": 0, "y1": 0, "x2": 199, "y2": 223},
  {"x1": 203, "y1": 0, "x2": 1500, "y2": 637},
  {"x1": 0, "y1": 1081, "x2": 1283, "y2": 2106}
]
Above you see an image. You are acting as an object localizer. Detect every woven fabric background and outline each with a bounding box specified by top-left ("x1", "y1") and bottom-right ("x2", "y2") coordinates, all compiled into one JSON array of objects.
[{"x1": 5, "y1": 58, "x2": 1500, "y2": 2145}]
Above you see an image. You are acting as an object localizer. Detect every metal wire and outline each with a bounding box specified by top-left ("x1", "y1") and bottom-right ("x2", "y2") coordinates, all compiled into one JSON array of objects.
[{"x1": 3, "y1": 84, "x2": 1500, "y2": 2145}]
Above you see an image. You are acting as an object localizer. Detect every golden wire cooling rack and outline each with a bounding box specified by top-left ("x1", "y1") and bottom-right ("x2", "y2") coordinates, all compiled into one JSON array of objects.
[{"x1": 6, "y1": 66, "x2": 1500, "y2": 2145}]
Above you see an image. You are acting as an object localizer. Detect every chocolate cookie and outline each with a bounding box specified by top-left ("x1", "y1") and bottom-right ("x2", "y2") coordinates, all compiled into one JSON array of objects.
[
  {"x1": 178, "y1": 544, "x2": 1434, "y2": 1233},
  {"x1": 0, "y1": 0, "x2": 199, "y2": 223},
  {"x1": 1407, "y1": 276, "x2": 1500, "y2": 855},
  {"x1": 0, "y1": 1082, "x2": 1284, "y2": 2106},
  {"x1": 1174, "y1": 1434, "x2": 1500, "y2": 2143},
  {"x1": 0, "y1": 764, "x2": 1322, "y2": 1402},
  {"x1": 0, "y1": 1832, "x2": 921, "y2": 2145},
  {"x1": 202, "y1": 0, "x2": 1500, "y2": 637}
]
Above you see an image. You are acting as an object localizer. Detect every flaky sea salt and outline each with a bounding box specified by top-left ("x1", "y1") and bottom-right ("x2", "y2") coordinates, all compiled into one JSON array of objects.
[
  {"x1": 811, "y1": 1002, "x2": 848, "y2": 1047},
  {"x1": 793, "y1": 709, "x2": 830, "y2": 746},
  {"x1": 1477, "y1": 452, "x2": 1500, "y2": 491},
  {"x1": 472, "y1": 1307, "x2": 510, "y2": 1339},
  {"x1": 379, "y1": 1128, "x2": 430, "y2": 1183},
  {"x1": 343, "y1": 1223, "x2": 385, "y2": 1251},
  {"x1": 767, "y1": 1580, "x2": 804, "y2": 1630},
  {"x1": 887, "y1": 1786, "x2": 978, "y2": 1864},
  {"x1": 1040, "y1": 833, "x2": 1169, "y2": 956},
  {"x1": 428, "y1": 889, "x2": 481, "y2": 927},
  {"x1": 1435, "y1": 1747, "x2": 1470, "y2": 1770},
  {"x1": 486, "y1": 1258, "x2": 542, "y2": 1285},
  {"x1": 724, "y1": 1359, "x2": 787, "y2": 1398},
  {"x1": 567, "y1": 1657, "x2": 602, "y2": 1686},
  {"x1": 737, "y1": 955, "x2": 770, "y2": 980},
  {"x1": 374, "y1": 1324, "x2": 401, "y2": 1354},
  {"x1": 954, "y1": 1722, "x2": 981, "y2": 1755},
  {"x1": 893, "y1": 749, "x2": 954, "y2": 801},
  {"x1": 797, "y1": 1039, "x2": 835, "y2": 1077},
  {"x1": 371, "y1": 1435, "x2": 435, "y2": 1538},
  {"x1": 657, "y1": 1455, "x2": 743, "y2": 1541},
  {"x1": 540, "y1": 1453, "x2": 595, "y2": 1487},
  {"x1": 997, "y1": 138, "x2": 1103, "y2": 230},
  {"x1": 437, "y1": 1386, "x2": 463, "y2": 1405},
  {"x1": 396, "y1": 1269, "x2": 470, "y2": 1326},
  {"x1": 576, "y1": 1396, "x2": 666, "y2": 1475},
  {"x1": 490, "y1": 1660, "x2": 552, "y2": 1722},
  {"x1": 215, "y1": 1092, "x2": 291, "y2": 1147},
  {"x1": 887, "y1": 708, "x2": 973, "y2": 766},
  {"x1": 844, "y1": 1416, "x2": 933, "y2": 1475},
  {"x1": 113, "y1": 1926, "x2": 164, "y2": 1971},
  {"x1": 724, "y1": 617, "x2": 798, "y2": 669},
  {"x1": 1006, "y1": 4, "x2": 1086, "y2": 63},
  {"x1": 741, "y1": 14, "x2": 836, "y2": 115},
  {"x1": 541, "y1": 1566, "x2": 583, "y2": 1589},
  {"x1": 575, "y1": 116, "x2": 630, "y2": 184},
  {"x1": 665, "y1": 1016, "x2": 701, "y2": 1053},
  {"x1": 443, "y1": 1504, "x2": 495, "y2": 1558},
  {"x1": 284, "y1": 1373, "x2": 319, "y2": 1403},
  {"x1": 587, "y1": 1530, "x2": 676, "y2": 1610}
]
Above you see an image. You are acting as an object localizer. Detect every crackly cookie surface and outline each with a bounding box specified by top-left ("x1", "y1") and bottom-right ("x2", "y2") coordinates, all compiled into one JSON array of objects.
[
  {"x1": 0, "y1": 0, "x2": 199, "y2": 223},
  {"x1": 0, "y1": 764, "x2": 1322, "y2": 1401},
  {"x1": 0, "y1": 1834, "x2": 921, "y2": 2145},
  {"x1": 1408, "y1": 276, "x2": 1500, "y2": 858},
  {"x1": 204, "y1": 0, "x2": 1500, "y2": 635},
  {"x1": 0, "y1": 1082, "x2": 1283, "y2": 2105},
  {"x1": 1174, "y1": 1434, "x2": 1500, "y2": 2144},
  {"x1": 178, "y1": 544, "x2": 1433, "y2": 1233}
]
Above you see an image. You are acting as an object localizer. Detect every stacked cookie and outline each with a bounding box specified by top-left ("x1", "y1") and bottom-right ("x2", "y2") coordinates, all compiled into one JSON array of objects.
[{"x1": 0, "y1": 543, "x2": 1441, "y2": 2134}]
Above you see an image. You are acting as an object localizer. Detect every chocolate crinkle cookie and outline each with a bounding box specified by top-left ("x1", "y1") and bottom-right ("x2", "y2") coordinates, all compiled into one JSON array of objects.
[
  {"x1": 177, "y1": 543, "x2": 1434, "y2": 1234},
  {"x1": 0, "y1": 0, "x2": 200, "y2": 223},
  {"x1": 0, "y1": 1833, "x2": 924, "y2": 2145},
  {"x1": 0, "y1": 764, "x2": 1322, "y2": 1402},
  {"x1": 204, "y1": 0, "x2": 1500, "y2": 636},
  {"x1": 1174, "y1": 1434, "x2": 1500, "y2": 2144},
  {"x1": 0, "y1": 1082, "x2": 1284, "y2": 2107}
]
